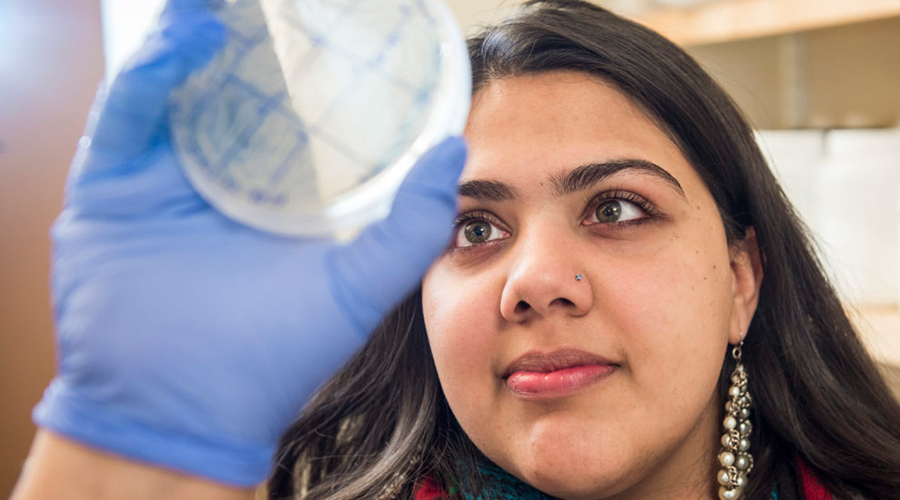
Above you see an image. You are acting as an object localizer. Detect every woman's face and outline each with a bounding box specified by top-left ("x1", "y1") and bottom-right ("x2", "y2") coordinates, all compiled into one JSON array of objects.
[{"x1": 422, "y1": 71, "x2": 761, "y2": 499}]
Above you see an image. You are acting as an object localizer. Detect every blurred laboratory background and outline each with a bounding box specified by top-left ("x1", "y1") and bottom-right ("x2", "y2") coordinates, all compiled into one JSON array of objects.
[{"x1": 1, "y1": 0, "x2": 899, "y2": 496}]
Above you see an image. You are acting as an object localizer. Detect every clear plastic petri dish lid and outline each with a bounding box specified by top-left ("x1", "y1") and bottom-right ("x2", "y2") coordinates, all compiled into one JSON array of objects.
[{"x1": 170, "y1": 0, "x2": 471, "y2": 236}]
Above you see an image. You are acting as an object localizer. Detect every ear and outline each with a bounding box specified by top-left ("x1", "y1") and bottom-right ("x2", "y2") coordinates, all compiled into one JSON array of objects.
[{"x1": 728, "y1": 227, "x2": 763, "y2": 345}]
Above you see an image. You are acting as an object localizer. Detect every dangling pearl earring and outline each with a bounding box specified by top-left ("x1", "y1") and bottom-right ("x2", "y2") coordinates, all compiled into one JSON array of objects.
[{"x1": 717, "y1": 340, "x2": 754, "y2": 500}]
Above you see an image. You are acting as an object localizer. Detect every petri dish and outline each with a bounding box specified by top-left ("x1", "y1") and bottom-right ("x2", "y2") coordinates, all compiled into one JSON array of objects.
[{"x1": 169, "y1": 0, "x2": 471, "y2": 236}]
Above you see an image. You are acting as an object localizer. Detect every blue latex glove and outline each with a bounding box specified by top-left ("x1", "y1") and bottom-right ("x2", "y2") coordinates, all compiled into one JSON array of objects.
[{"x1": 33, "y1": 0, "x2": 466, "y2": 487}]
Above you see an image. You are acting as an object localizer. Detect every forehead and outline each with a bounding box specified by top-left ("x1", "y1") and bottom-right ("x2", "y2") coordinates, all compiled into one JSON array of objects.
[{"x1": 462, "y1": 71, "x2": 694, "y2": 190}]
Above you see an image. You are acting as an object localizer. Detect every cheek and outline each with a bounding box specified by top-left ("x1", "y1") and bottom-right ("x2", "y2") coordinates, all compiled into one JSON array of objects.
[
  {"x1": 614, "y1": 244, "x2": 732, "y2": 330},
  {"x1": 598, "y1": 223, "x2": 734, "y2": 398},
  {"x1": 604, "y1": 207, "x2": 732, "y2": 325},
  {"x1": 422, "y1": 268, "x2": 499, "y2": 404}
]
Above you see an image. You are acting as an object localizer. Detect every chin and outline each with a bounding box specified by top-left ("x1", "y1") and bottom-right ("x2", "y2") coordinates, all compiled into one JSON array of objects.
[
  {"x1": 517, "y1": 462, "x2": 632, "y2": 500},
  {"x1": 496, "y1": 415, "x2": 637, "y2": 499}
]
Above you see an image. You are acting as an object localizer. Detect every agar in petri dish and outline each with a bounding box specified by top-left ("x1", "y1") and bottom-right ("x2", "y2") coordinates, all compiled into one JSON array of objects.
[{"x1": 170, "y1": 0, "x2": 471, "y2": 236}]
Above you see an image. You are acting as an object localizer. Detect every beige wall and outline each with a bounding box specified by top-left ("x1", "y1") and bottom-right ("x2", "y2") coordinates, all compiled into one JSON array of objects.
[
  {"x1": 448, "y1": 0, "x2": 515, "y2": 35},
  {"x1": 0, "y1": 0, "x2": 104, "y2": 495}
]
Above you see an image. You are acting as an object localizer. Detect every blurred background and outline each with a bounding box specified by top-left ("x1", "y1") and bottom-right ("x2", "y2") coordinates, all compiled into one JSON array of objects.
[{"x1": 1, "y1": 0, "x2": 899, "y2": 495}]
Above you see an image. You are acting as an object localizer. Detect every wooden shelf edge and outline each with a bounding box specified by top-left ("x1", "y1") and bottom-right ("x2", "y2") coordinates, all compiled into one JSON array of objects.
[{"x1": 633, "y1": 0, "x2": 900, "y2": 46}]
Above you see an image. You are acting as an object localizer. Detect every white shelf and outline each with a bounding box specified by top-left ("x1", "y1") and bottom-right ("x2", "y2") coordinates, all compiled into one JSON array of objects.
[
  {"x1": 634, "y1": 0, "x2": 900, "y2": 46},
  {"x1": 851, "y1": 304, "x2": 900, "y2": 368}
]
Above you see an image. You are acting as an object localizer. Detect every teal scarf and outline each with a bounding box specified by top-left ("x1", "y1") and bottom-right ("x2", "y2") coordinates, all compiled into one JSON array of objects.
[
  {"x1": 467, "y1": 462, "x2": 779, "y2": 499},
  {"x1": 464, "y1": 463, "x2": 551, "y2": 500}
]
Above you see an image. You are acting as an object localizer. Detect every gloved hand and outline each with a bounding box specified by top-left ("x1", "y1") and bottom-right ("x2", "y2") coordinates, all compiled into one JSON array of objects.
[{"x1": 33, "y1": 0, "x2": 466, "y2": 487}]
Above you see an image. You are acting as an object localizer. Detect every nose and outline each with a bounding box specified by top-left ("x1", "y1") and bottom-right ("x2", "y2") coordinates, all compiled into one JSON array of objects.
[{"x1": 499, "y1": 226, "x2": 593, "y2": 323}]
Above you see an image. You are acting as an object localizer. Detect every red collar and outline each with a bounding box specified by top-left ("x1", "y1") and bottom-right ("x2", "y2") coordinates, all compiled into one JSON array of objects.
[
  {"x1": 415, "y1": 477, "x2": 445, "y2": 500},
  {"x1": 798, "y1": 456, "x2": 834, "y2": 500}
]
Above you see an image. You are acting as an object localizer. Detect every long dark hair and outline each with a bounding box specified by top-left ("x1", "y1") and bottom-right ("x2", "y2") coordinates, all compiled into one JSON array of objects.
[{"x1": 269, "y1": 2, "x2": 900, "y2": 498}]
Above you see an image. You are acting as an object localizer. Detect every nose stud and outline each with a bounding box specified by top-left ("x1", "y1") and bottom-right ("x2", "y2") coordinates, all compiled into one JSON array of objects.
[{"x1": 575, "y1": 274, "x2": 583, "y2": 281}]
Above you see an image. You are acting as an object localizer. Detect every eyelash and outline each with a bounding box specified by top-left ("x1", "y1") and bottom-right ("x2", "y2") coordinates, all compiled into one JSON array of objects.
[
  {"x1": 583, "y1": 190, "x2": 660, "y2": 226},
  {"x1": 450, "y1": 189, "x2": 660, "y2": 250},
  {"x1": 454, "y1": 210, "x2": 498, "y2": 227}
]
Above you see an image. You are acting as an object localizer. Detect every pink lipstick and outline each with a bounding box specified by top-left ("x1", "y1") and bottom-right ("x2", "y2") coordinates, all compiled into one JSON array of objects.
[{"x1": 504, "y1": 349, "x2": 616, "y2": 398}]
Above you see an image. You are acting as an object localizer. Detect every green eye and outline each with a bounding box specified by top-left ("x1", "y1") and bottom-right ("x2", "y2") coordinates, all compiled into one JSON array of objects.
[
  {"x1": 453, "y1": 212, "x2": 509, "y2": 249},
  {"x1": 595, "y1": 200, "x2": 622, "y2": 223},
  {"x1": 464, "y1": 221, "x2": 493, "y2": 244}
]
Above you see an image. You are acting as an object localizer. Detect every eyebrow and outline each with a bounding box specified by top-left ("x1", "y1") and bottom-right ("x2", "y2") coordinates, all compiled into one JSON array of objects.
[
  {"x1": 457, "y1": 159, "x2": 685, "y2": 201},
  {"x1": 554, "y1": 159, "x2": 685, "y2": 198},
  {"x1": 457, "y1": 179, "x2": 518, "y2": 201}
]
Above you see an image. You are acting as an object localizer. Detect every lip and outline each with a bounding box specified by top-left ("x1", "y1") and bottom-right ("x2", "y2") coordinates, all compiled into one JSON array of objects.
[{"x1": 503, "y1": 349, "x2": 618, "y2": 399}]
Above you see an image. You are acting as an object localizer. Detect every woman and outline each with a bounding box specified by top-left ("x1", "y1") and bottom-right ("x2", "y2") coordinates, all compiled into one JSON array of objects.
[
  {"x1": 268, "y1": 1, "x2": 900, "y2": 499},
  {"x1": 12, "y1": 1, "x2": 900, "y2": 500}
]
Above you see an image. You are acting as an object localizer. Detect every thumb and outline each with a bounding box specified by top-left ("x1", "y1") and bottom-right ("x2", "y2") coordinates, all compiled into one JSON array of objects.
[{"x1": 328, "y1": 137, "x2": 468, "y2": 334}]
